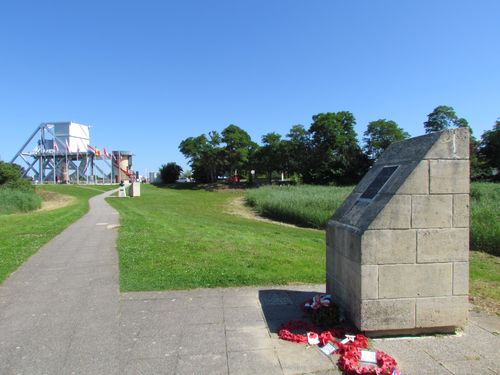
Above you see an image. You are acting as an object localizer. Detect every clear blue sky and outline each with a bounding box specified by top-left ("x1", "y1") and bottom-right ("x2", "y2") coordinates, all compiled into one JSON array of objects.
[{"x1": 1, "y1": 0, "x2": 499, "y2": 175}]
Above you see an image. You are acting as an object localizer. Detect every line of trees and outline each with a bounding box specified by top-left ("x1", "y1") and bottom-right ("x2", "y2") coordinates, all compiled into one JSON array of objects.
[{"x1": 177, "y1": 106, "x2": 499, "y2": 185}]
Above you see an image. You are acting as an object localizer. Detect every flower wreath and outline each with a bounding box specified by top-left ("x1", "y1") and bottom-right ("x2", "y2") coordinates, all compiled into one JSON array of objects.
[
  {"x1": 338, "y1": 347, "x2": 398, "y2": 375},
  {"x1": 320, "y1": 332, "x2": 368, "y2": 354},
  {"x1": 278, "y1": 295, "x2": 401, "y2": 375},
  {"x1": 278, "y1": 320, "x2": 317, "y2": 344},
  {"x1": 278, "y1": 321, "x2": 368, "y2": 353}
]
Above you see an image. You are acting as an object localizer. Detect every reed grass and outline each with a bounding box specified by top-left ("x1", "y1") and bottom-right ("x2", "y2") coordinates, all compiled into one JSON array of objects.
[
  {"x1": 470, "y1": 182, "x2": 500, "y2": 255},
  {"x1": 0, "y1": 187, "x2": 42, "y2": 215},
  {"x1": 246, "y1": 185, "x2": 353, "y2": 229},
  {"x1": 247, "y1": 182, "x2": 499, "y2": 256}
]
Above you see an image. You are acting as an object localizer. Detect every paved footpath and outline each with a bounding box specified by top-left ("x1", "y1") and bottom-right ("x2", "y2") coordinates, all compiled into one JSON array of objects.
[
  {"x1": 0, "y1": 189, "x2": 121, "y2": 374},
  {"x1": 0, "y1": 191, "x2": 499, "y2": 374}
]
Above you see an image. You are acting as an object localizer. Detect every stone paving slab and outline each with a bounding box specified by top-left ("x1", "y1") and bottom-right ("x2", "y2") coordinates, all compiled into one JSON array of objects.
[
  {"x1": 1, "y1": 189, "x2": 499, "y2": 374},
  {"x1": 118, "y1": 285, "x2": 500, "y2": 375}
]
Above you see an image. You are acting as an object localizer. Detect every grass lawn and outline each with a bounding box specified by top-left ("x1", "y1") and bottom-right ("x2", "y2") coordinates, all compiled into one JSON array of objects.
[
  {"x1": 110, "y1": 184, "x2": 499, "y2": 315},
  {"x1": 470, "y1": 251, "x2": 500, "y2": 315},
  {"x1": 0, "y1": 184, "x2": 116, "y2": 284},
  {"x1": 107, "y1": 184, "x2": 325, "y2": 291}
]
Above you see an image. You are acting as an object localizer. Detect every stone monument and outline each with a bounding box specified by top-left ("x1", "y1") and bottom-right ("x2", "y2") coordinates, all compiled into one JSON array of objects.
[
  {"x1": 129, "y1": 181, "x2": 141, "y2": 197},
  {"x1": 326, "y1": 128, "x2": 470, "y2": 335},
  {"x1": 118, "y1": 181, "x2": 127, "y2": 198}
]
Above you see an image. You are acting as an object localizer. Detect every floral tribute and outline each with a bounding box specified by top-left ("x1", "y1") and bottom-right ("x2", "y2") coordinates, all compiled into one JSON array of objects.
[
  {"x1": 338, "y1": 347, "x2": 399, "y2": 375},
  {"x1": 278, "y1": 294, "x2": 402, "y2": 375}
]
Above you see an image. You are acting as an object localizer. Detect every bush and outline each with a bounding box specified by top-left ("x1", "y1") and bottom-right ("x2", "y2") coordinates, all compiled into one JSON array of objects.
[
  {"x1": 4, "y1": 177, "x2": 33, "y2": 191},
  {"x1": 159, "y1": 163, "x2": 183, "y2": 184},
  {"x1": 0, "y1": 161, "x2": 22, "y2": 185},
  {"x1": 0, "y1": 187, "x2": 42, "y2": 214},
  {"x1": 246, "y1": 185, "x2": 353, "y2": 229},
  {"x1": 0, "y1": 161, "x2": 40, "y2": 214},
  {"x1": 470, "y1": 182, "x2": 500, "y2": 255},
  {"x1": 0, "y1": 161, "x2": 32, "y2": 191}
]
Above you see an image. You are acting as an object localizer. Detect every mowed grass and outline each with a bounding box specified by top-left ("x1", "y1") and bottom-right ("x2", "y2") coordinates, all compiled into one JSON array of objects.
[
  {"x1": 109, "y1": 184, "x2": 498, "y2": 312},
  {"x1": 470, "y1": 251, "x2": 500, "y2": 314},
  {"x1": 0, "y1": 184, "x2": 116, "y2": 284},
  {"x1": 107, "y1": 184, "x2": 325, "y2": 291},
  {"x1": 246, "y1": 185, "x2": 353, "y2": 229}
]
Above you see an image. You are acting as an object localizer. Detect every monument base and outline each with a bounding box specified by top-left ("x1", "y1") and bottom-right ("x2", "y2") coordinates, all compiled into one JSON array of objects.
[{"x1": 363, "y1": 325, "x2": 460, "y2": 338}]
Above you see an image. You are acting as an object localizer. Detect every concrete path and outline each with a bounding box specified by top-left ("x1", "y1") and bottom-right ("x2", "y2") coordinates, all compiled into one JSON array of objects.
[
  {"x1": 0, "y1": 190, "x2": 121, "y2": 374},
  {"x1": 1, "y1": 191, "x2": 499, "y2": 374}
]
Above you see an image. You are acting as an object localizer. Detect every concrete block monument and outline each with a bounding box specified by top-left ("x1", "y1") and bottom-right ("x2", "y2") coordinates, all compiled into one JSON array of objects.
[
  {"x1": 129, "y1": 181, "x2": 141, "y2": 197},
  {"x1": 118, "y1": 181, "x2": 127, "y2": 198},
  {"x1": 326, "y1": 128, "x2": 470, "y2": 335}
]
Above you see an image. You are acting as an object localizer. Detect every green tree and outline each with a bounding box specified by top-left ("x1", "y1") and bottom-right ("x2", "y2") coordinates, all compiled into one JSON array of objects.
[
  {"x1": 159, "y1": 162, "x2": 183, "y2": 184},
  {"x1": 255, "y1": 132, "x2": 285, "y2": 182},
  {"x1": 478, "y1": 119, "x2": 500, "y2": 180},
  {"x1": 284, "y1": 124, "x2": 310, "y2": 178},
  {"x1": 469, "y1": 136, "x2": 486, "y2": 181},
  {"x1": 221, "y1": 124, "x2": 255, "y2": 177},
  {"x1": 179, "y1": 135, "x2": 207, "y2": 181},
  {"x1": 306, "y1": 112, "x2": 368, "y2": 185},
  {"x1": 363, "y1": 119, "x2": 410, "y2": 160},
  {"x1": 424, "y1": 105, "x2": 469, "y2": 134},
  {"x1": 179, "y1": 133, "x2": 224, "y2": 183},
  {"x1": 202, "y1": 131, "x2": 225, "y2": 182}
]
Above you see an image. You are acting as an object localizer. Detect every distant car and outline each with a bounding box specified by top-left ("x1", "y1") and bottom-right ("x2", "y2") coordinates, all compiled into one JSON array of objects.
[{"x1": 176, "y1": 177, "x2": 191, "y2": 183}]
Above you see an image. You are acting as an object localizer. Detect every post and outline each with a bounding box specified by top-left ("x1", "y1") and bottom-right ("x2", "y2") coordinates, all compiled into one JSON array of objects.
[
  {"x1": 40, "y1": 154, "x2": 43, "y2": 184},
  {"x1": 65, "y1": 147, "x2": 68, "y2": 183},
  {"x1": 53, "y1": 149, "x2": 56, "y2": 184},
  {"x1": 40, "y1": 127, "x2": 45, "y2": 184},
  {"x1": 76, "y1": 149, "x2": 79, "y2": 184}
]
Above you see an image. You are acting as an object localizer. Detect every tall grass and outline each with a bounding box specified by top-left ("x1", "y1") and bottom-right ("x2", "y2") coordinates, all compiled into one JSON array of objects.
[
  {"x1": 247, "y1": 182, "x2": 500, "y2": 255},
  {"x1": 0, "y1": 187, "x2": 42, "y2": 215},
  {"x1": 470, "y1": 182, "x2": 500, "y2": 255},
  {"x1": 246, "y1": 185, "x2": 353, "y2": 229}
]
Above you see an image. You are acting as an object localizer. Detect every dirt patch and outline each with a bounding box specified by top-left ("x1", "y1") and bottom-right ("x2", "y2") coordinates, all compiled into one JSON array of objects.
[
  {"x1": 225, "y1": 196, "x2": 320, "y2": 231},
  {"x1": 36, "y1": 190, "x2": 75, "y2": 212}
]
